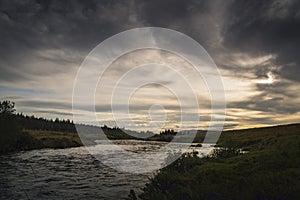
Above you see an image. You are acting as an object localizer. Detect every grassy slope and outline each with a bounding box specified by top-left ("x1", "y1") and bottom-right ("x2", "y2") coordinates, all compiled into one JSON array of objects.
[
  {"x1": 0, "y1": 130, "x2": 83, "y2": 154},
  {"x1": 218, "y1": 123, "x2": 300, "y2": 150},
  {"x1": 138, "y1": 124, "x2": 300, "y2": 200},
  {"x1": 25, "y1": 130, "x2": 83, "y2": 149}
]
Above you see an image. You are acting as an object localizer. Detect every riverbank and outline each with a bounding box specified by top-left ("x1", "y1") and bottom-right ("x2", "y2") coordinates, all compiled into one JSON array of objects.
[
  {"x1": 1, "y1": 123, "x2": 299, "y2": 155},
  {"x1": 0, "y1": 128, "x2": 200, "y2": 154},
  {"x1": 135, "y1": 123, "x2": 300, "y2": 199},
  {"x1": 0, "y1": 130, "x2": 83, "y2": 154}
]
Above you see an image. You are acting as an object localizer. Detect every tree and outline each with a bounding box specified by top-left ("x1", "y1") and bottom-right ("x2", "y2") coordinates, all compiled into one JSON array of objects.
[
  {"x1": 160, "y1": 129, "x2": 177, "y2": 136},
  {"x1": 0, "y1": 101, "x2": 20, "y2": 153},
  {"x1": 0, "y1": 100, "x2": 16, "y2": 115}
]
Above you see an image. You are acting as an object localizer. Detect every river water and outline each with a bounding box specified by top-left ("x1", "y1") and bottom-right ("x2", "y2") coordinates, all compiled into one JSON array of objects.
[{"x1": 0, "y1": 140, "x2": 214, "y2": 200}]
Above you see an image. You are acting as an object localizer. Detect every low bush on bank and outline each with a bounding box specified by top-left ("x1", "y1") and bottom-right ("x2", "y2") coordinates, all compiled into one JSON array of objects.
[{"x1": 131, "y1": 125, "x2": 300, "y2": 200}]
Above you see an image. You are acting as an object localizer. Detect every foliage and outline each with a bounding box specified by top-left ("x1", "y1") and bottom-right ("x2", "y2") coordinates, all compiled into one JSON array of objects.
[
  {"x1": 14, "y1": 113, "x2": 76, "y2": 133},
  {"x1": 147, "y1": 134, "x2": 174, "y2": 142},
  {"x1": 25, "y1": 130, "x2": 83, "y2": 149},
  {"x1": 11, "y1": 112, "x2": 150, "y2": 140},
  {"x1": 160, "y1": 129, "x2": 177, "y2": 136},
  {"x1": 0, "y1": 101, "x2": 20, "y2": 153},
  {"x1": 209, "y1": 147, "x2": 241, "y2": 159},
  {"x1": 0, "y1": 101, "x2": 83, "y2": 154},
  {"x1": 0, "y1": 100, "x2": 16, "y2": 115},
  {"x1": 138, "y1": 124, "x2": 300, "y2": 200}
]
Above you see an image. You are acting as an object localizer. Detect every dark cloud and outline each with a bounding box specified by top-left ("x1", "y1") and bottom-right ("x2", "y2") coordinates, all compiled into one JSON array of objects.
[
  {"x1": 228, "y1": 96, "x2": 296, "y2": 115},
  {"x1": 0, "y1": 0, "x2": 299, "y2": 127},
  {"x1": 16, "y1": 99, "x2": 182, "y2": 113},
  {"x1": 228, "y1": 81, "x2": 300, "y2": 115},
  {"x1": 222, "y1": 0, "x2": 300, "y2": 82},
  {"x1": 1, "y1": 0, "x2": 299, "y2": 82},
  {"x1": 238, "y1": 116, "x2": 277, "y2": 125},
  {"x1": 0, "y1": 0, "x2": 142, "y2": 82},
  {"x1": 0, "y1": 0, "x2": 132, "y2": 51},
  {"x1": 35, "y1": 110, "x2": 73, "y2": 116},
  {"x1": 139, "y1": 0, "x2": 192, "y2": 26},
  {"x1": 214, "y1": 122, "x2": 239, "y2": 130},
  {"x1": 138, "y1": 0, "x2": 227, "y2": 52},
  {"x1": 17, "y1": 100, "x2": 71, "y2": 110}
]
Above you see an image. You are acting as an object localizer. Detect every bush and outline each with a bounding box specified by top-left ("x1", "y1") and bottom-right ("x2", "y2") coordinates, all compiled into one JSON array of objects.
[
  {"x1": 0, "y1": 110, "x2": 22, "y2": 153},
  {"x1": 209, "y1": 148, "x2": 241, "y2": 159}
]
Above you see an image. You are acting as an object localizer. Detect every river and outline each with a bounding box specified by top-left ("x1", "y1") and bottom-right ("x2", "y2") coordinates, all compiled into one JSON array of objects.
[{"x1": 0, "y1": 140, "x2": 214, "y2": 200}]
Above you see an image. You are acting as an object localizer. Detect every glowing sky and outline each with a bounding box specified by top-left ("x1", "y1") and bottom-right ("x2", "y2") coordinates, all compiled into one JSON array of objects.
[{"x1": 1, "y1": 0, "x2": 300, "y2": 132}]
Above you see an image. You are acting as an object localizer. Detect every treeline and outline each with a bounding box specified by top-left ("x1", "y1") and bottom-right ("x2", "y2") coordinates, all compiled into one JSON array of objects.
[
  {"x1": 14, "y1": 113, "x2": 173, "y2": 137},
  {"x1": 0, "y1": 101, "x2": 41, "y2": 153},
  {"x1": 13, "y1": 113, "x2": 134, "y2": 135},
  {"x1": 14, "y1": 113, "x2": 77, "y2": 133},
  {"x1": 160, "y1": 129, "x2": 177, "y2": 135},
  {"x1": 1, "y1": 101, "x2": 178, "y2": 136},
  {"x1": 0, "y1": 100, "x2": 133, "y2": 153},
  {"x1": 0, "y1": 100, "x2": 200, "y2": 154}
]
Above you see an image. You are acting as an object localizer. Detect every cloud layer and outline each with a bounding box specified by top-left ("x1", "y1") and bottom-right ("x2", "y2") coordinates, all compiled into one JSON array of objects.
[{"x1": 1, "y1": 0, "x2": 300, "y2": 132}]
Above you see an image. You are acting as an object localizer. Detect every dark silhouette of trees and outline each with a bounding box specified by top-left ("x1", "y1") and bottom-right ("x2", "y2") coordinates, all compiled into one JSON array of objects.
[
  {"x1": 0, "y1": 101, "x2": 21, "y2": 153},
  {"x1": 0, "y1": 100, "x2": 79, "y2": 153},
  {"x1": 160, "y1": 129, "x2": 177, "y2": 136},
  {"x1": 0, "y1": 100, "x2": 159, "y2": 153},
  {"x1": 14, "y1": 113, "x2": 76, "y2": 133},
  {"x1": 0, "y1": 100, "x2": 16, "y2": 115}
]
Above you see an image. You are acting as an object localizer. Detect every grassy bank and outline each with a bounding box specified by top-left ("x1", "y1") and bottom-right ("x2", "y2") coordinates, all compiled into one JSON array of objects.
[
  {"x1": 0, "y1": 129, "x2": 173, "y2": 154},
  {"x1": 134, "y1": 124, "x2": 300, "y2": 200},
  {"x1": 25, "y1": 130, "x2": 83, "y2": 148},
  {"x1": 0, "y1": 130, "x2": 83, "y2": 154}
]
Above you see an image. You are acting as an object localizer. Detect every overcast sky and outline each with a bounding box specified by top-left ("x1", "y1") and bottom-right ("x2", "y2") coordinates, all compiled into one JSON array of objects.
[{"x1": 1, "y1": 0, "x2": 300, "y2": 132}]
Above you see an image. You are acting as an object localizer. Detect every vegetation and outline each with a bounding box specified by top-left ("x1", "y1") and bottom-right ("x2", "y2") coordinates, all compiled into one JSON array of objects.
[
  {"x1": 0, "y1": 100, "x2": 204, "y2": 154},
  {"x1": 0, "y1": 100, "x2": 84, "y2": 154},
  {"x1": 0, "y1": 101, "x2": 141, "y2": 153},
  {"x1": 1, "y1": 101, "x2": 300, "y2": 199},
  {"x1": 131, "y1": 124, "x2": 300, "y2": 200},
  {"x1": 160, "y1": 129, "x2": 177, "y2": 136},
  {"x1": 0, "y1": 100, "x2": 24, "y2": 153},
  {"x1": 25, "y1": 130, "x2": 83, "y2": 149},
  {"x1": 0, "y1": 100, "x2": 16, "y2": 114},
  {"x1": 14, "y1": 113, "x2": 76, "y2": 132}
]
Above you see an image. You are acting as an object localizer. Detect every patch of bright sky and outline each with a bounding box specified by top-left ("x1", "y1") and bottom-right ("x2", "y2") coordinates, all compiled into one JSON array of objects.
[{"x1": 1, "y1": 48, "x2": 299, "y2": 131}]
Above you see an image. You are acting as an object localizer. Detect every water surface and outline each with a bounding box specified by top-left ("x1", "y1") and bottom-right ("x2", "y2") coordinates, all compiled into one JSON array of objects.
[{"x1": 0, "y1": 140, "x2": 214, "y2": 199}]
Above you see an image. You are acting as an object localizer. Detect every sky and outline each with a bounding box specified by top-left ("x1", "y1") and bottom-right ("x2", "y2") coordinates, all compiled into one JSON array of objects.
[{"x1": 0, "y1": 0, "x2": 300, "y2": 132}]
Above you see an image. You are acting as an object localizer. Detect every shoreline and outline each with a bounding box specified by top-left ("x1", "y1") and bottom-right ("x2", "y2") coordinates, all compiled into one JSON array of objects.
[{"x1": 1, "y1": 123, "x2": 299, "y2": 155}]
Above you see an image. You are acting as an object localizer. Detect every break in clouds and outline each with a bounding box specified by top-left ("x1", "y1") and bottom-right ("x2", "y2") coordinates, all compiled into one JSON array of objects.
[{"x1": 0, "y1": 0, "x2": 300, "y2": 132}]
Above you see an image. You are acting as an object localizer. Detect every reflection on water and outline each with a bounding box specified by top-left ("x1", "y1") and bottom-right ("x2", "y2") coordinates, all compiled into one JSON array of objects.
[
  {"x1": 0, "y1": 140, "x2": 214, "y2": 199},
  {"x1": 90, "y1": 140, "x2": 215, "y2": 173}
]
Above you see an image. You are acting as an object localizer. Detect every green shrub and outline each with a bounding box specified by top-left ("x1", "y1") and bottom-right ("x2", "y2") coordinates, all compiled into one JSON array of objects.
[
  {"x1": 138, "y1": 125, "x2": 300, "y2": 200},
  {"x1": 209, "y1": 148, "x2": 241, "y2": 159}
]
